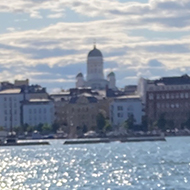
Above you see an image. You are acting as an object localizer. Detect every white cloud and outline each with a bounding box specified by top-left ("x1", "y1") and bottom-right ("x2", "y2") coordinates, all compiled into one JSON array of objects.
[
  {"x1": 47, "y1": 13, "x2": 64, "y2": 19},
  {"x1": 0, "y1": 0, "x2": 190, "y2": 89}
]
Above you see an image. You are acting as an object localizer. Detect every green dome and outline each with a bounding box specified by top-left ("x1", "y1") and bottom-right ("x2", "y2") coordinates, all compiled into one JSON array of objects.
[
  {"x1": 107, "y1": 72, "x2": 115, "y2": 77},
  {"x1": 88, "y1": 45, "x2": 102, "y2": 57},
  {"x1": 76, "y1": 72, "x2": 83, "y2": 78}
]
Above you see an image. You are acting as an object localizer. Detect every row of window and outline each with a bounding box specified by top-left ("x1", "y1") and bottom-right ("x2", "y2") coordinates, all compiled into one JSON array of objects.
[
  {"x1": 28, "y1": 108, "x2": 53, "y2": 114},
  {"x1": 4, "y1": 116, "x2": 18, "y2": 121},
  {"x1": 4, "y1": 97, "x2": 18, "y2": 101},
  {"x1": 149, "y1": 92, "x2": 189, "y2": 100},
  {"x1": 149, "y1": 85, "x2": 190, "y2": 91},
  {"x1": 72, "y1": 107, "x2": 89, "y2": 112},
  {"x1": 113, "y1": 105, "x2": 134, "y2": 111},
  {"x1": 116, "y1": 112, "x2": 134, "y2": 118},
  {"x1": 156, "y1": 103, "x2": 189, "y2": 109},
  {"x1": 4, "y1": 110, "x2": 17, "y2": 114},
  {"x1": 3, "y1": 103, "x2": 18, "y2": 108}
]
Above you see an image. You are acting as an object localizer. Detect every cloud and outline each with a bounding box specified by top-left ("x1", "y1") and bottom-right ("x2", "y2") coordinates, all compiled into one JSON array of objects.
[
  {"x1": 0, "y1": 0, "x2": 190, "y2": 90},
  {"x1": 47, "y1": 13, "x2": 64, "y2": 19}
]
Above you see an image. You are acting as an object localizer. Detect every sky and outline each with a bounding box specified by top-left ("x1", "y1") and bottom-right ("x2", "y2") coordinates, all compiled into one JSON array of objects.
[{"x1": 1, "y1": 0, "x2": 190, "y2": 93}]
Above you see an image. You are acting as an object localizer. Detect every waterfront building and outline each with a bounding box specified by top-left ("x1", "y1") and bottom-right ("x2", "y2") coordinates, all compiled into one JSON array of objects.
[
  {"x1": 22, "y1": 99, "x2": 54, "y2": 127},
  {"x1": 66, "y1": 93, "x2": 98, "y2": 137},
  {"x1": 0, "y1": 80, "x2": 51, "y2": 130},
  {"x1": 75, "y1": 44, "x2": 117, "y2": 90},
  {"x1": 110, "y1": 95, "x2": 143, "y2": 127},
  {"x1": 0, "y1": 89, "x2": 24, "y2": 130},
  {"x1": 138, "y1": 74, "x2": 190, "y2": 128}
]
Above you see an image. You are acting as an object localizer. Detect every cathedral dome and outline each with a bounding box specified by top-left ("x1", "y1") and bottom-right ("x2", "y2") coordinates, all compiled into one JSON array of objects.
[{"x1": 88, "y1": 45, "x2": 102, "y2": 57}]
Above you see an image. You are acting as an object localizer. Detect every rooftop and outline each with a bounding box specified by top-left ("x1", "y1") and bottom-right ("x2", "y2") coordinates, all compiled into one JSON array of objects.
[{"x1": 0, "y1": 88, "x2": 21, "y2": 94}]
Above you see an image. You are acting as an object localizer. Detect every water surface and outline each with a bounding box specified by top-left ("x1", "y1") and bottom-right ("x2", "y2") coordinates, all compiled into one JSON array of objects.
[{"x1": 0, "y1": 137, "x2": 190, "y2": 189}]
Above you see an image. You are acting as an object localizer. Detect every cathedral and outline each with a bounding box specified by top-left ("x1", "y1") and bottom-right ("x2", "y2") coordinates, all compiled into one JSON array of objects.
[{"x1": 75, "y1": 44, "x2": 117, "y2": 90}]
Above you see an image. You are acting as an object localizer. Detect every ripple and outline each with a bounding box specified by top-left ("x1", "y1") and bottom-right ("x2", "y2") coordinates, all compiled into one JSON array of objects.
[{"x1": 0, "y1": 137, "x2": 190, "y2": 189}]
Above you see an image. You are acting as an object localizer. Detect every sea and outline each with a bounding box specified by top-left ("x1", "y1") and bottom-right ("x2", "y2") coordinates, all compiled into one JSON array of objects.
[{"x1": 0, "y1": 137, "x2": 190, "y2": 190}]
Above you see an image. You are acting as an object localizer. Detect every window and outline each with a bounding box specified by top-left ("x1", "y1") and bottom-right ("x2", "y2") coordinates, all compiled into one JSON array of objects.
[
  {"x1": 180, "y1": 93, "x2": 184, "y2": 98},
  {"x1": 117, "y1": 106, "x2": 123, "y2": 111},
  {"x1": 127, "y1": 105, "x2": 133, "y2": 112},
  {"x1": 156, "y1": 94, "x2": 160, "y2": 99},
  {"x1": 166, "y1": 93, "x2": 169, "y2": 99},
  {"x1": 149, "y1": 93, "x2": 153, "y2": 100},
  {"x1": 117, "y1": 112, "x2": 123, "y2": 118}
]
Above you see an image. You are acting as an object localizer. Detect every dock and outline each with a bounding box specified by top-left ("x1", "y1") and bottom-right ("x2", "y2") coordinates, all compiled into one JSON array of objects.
[
  {"x1": 0, "y1": 141, "x2": 50, "y2": 146},
  {"x1": 63, "y1": 136, "x2": 166, "y2": 145},
  {"x1": 120, "y1": 136, "x2": 166, "y2": 142},
  {"x1": 63, "y1": 138, "x2": 110, "y2": 144}
]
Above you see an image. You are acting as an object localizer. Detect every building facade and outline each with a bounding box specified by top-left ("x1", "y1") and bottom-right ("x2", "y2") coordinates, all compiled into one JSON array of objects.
[
  {"x1": 22, "y1": 99, "x2": 54, "y2": 127},
  {"x1": 110, "y1": 95, "x2": 143, "y2": 127},
  {"x1": 66, "y1": 93, "x2": 99, "y2": 137},
  {"x1": 138, "y1": 75, "x2": 190, "y2": 128},
  {"x1": 0, "y1": 89, "x2": 24, "y2": 130}
]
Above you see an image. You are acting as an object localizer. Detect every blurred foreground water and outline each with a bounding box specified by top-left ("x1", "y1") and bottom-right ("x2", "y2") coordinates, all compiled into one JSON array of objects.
[{"x1": 0, "y1": 137, "x2": 190, "y2": 190}]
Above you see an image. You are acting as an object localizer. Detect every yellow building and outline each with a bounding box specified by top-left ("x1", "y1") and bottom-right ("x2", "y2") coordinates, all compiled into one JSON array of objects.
[{"x1": 67, "y1": 93, "x2": 98, "y2": 138}]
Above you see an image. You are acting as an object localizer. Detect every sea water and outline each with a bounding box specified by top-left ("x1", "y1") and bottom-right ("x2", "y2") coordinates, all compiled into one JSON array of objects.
[{"x1": 0, "y1": 137, "x2": 190, "y2": 190}]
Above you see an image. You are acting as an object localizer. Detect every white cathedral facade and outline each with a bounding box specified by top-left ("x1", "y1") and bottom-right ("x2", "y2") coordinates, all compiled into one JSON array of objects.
[{"x1": 75, "y1": 45, "x2": 117, "y2": 90}]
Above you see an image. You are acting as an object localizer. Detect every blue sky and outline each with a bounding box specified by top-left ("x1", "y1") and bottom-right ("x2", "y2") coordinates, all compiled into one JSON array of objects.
[{"x1": 0, "y1": 0, "x2": 190, "y2": 92}]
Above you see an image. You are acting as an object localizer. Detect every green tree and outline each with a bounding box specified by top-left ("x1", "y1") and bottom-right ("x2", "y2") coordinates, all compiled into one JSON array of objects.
[
  {"x1": 22, "y1": 123, "x2": 29, "y2": 132},
  {"x1": 52, "y1": 123, "x2": 60, "y2": 133},
  {"x1": 26, "y1": 125, "x2": 33, "y2": 133},
  {"x1": 166, "y1": 120, "x2": 175, "y2": 130},
  {"x1": 82, "y1": 124, "x2": 88, "y2": 134},
  {"x1": 183, "y1": 112, "x2": 190, "y2": 129},
  {"x1": 35, "y1": 123, "x2": 43, "y2": 132},
  {"x1": 42, "y1": 124, "x2": 52, "y2": 134},
  {"x1": 103, "y1": 120, "x2": 112, "y2": 132},
  {"x1": 124, "y1": 114, "x2": 136, "y2": 130},
  {"x1": 141, "y1": 115, "x2": 148, "y2": 132},
  {"x1": 157, "y1": 113, "x2": 166, "y2": 131},
  {"x1": 96, "y1": 113, "x2": 106, "y2": 132},
  {"x1": 0, "y1": 126, "x2": 4, "y2": 131}
]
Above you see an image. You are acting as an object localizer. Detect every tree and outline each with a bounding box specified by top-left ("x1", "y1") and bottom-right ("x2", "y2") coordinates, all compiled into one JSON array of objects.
[
  {"x1": 42, "y1": 124, "x2": 52, "y2": 134},
  {"x1": 52, "y1": 123, "x2": 60, "y2": 133},
  {"x1": 82, "y1": 124, "x2": 88, "y2": 134},
  {"x1": 166, "y1": 120, "x2": 175, "y2": 130},
  {"x1": 103, "y1": 120, "x2": 112, "y2": 132},
  {"x1": 141, "y1": 115, "x2": 148, "y2": 132},
  {"x1": 156, "y1": 113, "x2": 166, "y2": 131},
  {"x1": 183, "y1": 112, "x2": 190, "y2": 129},
  {"x1": 124, "y1": 114, "x2": 136, "y2": 130},
  {"x1": 96, "y1": 113, "x2": 106, "y2": 132},
  {"x1": 35, "y1": 123, "x2": 43, "y2": 132}
]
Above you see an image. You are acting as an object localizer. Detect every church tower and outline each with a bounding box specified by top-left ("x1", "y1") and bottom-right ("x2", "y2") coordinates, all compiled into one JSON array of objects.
[
  {"x1": 87, "y1": 44, "x2": 104, "y2": 81},
  {"x1": 86, "y1": 44, "x2": 108, "y2": 90}
]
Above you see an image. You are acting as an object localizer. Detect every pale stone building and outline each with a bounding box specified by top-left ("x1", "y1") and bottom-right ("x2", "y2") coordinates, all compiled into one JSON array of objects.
[
  {"x1": 76, "y1": 45, "x2": 117, "y2": 90},
  {"x1": 22, "y1": 99, "x2": 54, "y2": 127}
]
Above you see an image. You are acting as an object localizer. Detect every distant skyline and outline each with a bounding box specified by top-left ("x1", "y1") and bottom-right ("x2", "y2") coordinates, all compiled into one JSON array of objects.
[{"x1": 1, "y1": 0, "x2": 190, "y2": 92}]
